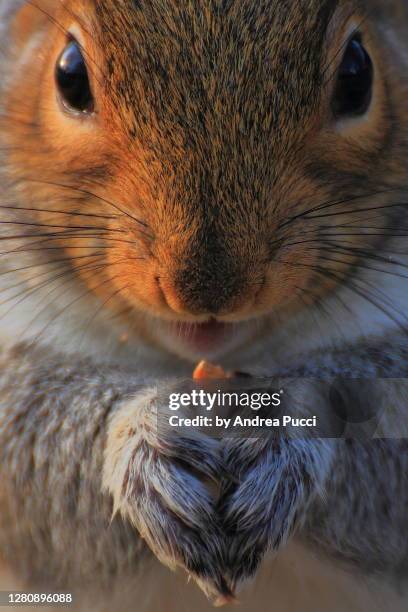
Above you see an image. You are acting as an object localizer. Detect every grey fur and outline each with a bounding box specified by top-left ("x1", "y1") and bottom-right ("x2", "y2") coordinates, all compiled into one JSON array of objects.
[{"x1": 1, "y1": 338, "x2": 407, "y2": 602}]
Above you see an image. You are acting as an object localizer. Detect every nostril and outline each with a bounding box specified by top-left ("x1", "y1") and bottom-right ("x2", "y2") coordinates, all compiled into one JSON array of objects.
[
  {"x1": 156, "y1": 275, "x2": 200, "y2": 315},
  {"x1": 156, "y1": 276, "x2": 172, "y2": 308}
]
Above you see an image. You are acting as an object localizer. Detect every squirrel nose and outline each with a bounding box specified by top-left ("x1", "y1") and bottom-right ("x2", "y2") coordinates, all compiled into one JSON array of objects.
[{"x1": 157, "y1": 264, "x2": 248, "y2": 316}]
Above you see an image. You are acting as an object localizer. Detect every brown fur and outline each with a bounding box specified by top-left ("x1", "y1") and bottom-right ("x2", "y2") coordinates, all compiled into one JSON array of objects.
[{"x1": 2, "y1": 0, "x2": 407, "y2": 339}]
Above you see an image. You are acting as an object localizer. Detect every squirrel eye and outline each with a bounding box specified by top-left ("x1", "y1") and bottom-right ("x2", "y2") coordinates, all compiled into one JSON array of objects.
[
  {"x1": 55, "y1": 40, "x2": 94, "y2": 113},
  {"x1": 332, "y1": 35, "x2": 373, "y2": 118}
]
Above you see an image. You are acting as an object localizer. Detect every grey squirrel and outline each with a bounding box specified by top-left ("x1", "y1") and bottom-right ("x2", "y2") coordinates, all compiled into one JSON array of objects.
[{"x1": 0, "y1": 1, "x2": 408, "y2": 610}]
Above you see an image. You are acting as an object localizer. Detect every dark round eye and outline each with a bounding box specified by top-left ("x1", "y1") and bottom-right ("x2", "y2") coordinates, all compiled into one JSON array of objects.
[
  {"x1": 55, "y1": 40, "x2": 94, "y2": 113},
  {"x1": 332, "y1": 35, "x2": 373, "y2": 118}
]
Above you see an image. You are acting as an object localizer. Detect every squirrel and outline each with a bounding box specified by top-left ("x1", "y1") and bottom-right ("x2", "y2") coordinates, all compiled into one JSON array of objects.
[{"x1": 0, "y1": 0, "x2": 408, "y2": 610}]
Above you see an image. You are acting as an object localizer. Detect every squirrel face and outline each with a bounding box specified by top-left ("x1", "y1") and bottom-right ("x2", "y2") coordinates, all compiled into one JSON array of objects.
[{"x1": 2, "y1": 0, "x2": 407, "y2": 359}]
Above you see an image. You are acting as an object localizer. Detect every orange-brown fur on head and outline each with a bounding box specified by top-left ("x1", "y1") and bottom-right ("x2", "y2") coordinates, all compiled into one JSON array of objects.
[{"x1": 2, "y1": 0, "x2": 408, "y2": 358}]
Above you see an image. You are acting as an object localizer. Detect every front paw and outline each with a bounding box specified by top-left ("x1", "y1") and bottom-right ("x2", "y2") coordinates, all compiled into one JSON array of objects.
[
  {"x1": 220, "y1": 437, "x2": 334, "y2": 587},
  {"x1": 103, "y1": 388, "x2": 233, "y2": 602}
]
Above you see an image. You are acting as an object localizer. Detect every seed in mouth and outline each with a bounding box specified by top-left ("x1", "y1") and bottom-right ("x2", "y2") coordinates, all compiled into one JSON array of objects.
[{"x1": 192, "y1": 361, "x2": 231, "y2": 380}]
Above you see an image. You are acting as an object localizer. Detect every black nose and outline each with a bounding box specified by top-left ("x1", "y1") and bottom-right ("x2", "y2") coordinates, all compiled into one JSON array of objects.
[{"x1": 174, "y1": 257, "x2": 244, "y2": 315}]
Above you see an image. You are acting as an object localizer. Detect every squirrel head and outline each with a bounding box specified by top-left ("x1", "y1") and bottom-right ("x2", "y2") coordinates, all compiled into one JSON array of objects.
[{"x1": 2, "y1": 0, "x2": 408, "y2": 359}]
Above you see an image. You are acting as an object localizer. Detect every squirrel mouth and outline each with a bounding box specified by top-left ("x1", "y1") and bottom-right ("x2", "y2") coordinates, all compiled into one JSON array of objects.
[
  {"x1": 154, "y1": 316, "x2": 258, "y2": 359},
  {"x1": 171, "y1": 318, "x2": 232, "y2": 352}
]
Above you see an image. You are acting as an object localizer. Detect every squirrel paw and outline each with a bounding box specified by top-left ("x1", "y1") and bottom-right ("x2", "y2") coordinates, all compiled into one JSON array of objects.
[
  {"x1": 219, "y1": 438, "x2": 334, "y2": 588},
  {"x1": 103, "y1": 388, "x2": 233, "y2": 602},
  {"x1": 103, "y1": 388, "x2": 335, "y2": 601}
]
